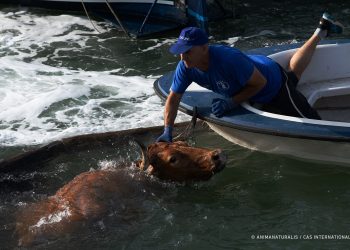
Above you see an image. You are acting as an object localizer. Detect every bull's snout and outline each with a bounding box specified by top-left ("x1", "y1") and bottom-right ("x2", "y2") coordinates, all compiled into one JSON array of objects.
[{"x1": 210, "y1": 149, "x2": 226, "y2": 173}]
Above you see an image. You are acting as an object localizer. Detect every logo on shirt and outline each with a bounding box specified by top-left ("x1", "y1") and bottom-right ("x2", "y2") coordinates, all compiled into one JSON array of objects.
[
  {"x1": 216, "y1": 81, "x2": 229, "y2": 90},
  {"x1": 179, "y1": 35, "x2": 191, "y2": 41}
]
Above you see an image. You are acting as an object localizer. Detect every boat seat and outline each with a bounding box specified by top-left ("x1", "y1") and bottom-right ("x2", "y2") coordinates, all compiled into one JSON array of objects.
[{"x1": 298, "y1": 78, "x2": 350, "y2": 107}]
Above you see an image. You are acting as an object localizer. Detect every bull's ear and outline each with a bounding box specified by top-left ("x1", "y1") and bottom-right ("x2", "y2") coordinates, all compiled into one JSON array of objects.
[
  {"x1": 135, "y1": 160, "x2": 143, "y2": 169},
  {"x1": 173, "y1": 141, "x2": 189, "y2": 147},
  {"x1": 146, "y1": 165, "x2": 156, "y2": 175}
]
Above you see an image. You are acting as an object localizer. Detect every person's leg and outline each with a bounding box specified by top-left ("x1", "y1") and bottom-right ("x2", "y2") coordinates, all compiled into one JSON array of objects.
[
  {"x1": 288, "y1": 34, "x2": 320, "y2": 80},
  {"x1": 264, "y1": 71, "x2": 321, "y2": 120},
  {"x1": 288, "y1": 12, "x2": 343, "y2": 80}
]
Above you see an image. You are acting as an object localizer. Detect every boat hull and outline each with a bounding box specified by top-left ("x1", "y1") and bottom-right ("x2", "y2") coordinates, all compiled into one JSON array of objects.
[
  {"x1": 10, "y1": 0, "x2": 186, "y2": 36},
  {"x1": 207, "y1": 122, "x2": 350, "y2": 165},
  {"x1": 17, "y1": 0, "x2": 183, "y2": 21}
]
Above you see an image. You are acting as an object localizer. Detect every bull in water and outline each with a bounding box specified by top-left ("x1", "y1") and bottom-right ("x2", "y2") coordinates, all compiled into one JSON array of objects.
[{"x1": 15, "y1": 141, "x2": 226, "y2": 247}]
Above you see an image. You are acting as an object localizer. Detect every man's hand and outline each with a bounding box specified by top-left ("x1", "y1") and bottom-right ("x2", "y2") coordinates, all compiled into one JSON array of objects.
[
  {"x1": 211, "y1": 98, "x2": 238, "y2": 118},
  {"x1": 156, "y1": 126, "x2": 173, "y2": 142}
]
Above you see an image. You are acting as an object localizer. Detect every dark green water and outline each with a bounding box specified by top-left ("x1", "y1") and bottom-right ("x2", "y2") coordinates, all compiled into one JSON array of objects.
[{"x1": 1, "y1": 0, "x2": 350, "y2": 249}]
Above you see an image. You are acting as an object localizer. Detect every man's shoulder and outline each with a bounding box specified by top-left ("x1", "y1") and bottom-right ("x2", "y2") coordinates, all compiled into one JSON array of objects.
[
  {"x1": 175, "y1": 60, "x2": 197, "y2": 77},
  {"x1": 175, "y1": 60, "x2": 186, "y2": 73},
  {"x1": 174, "y1": 60, "x2": 194, "y2": 80}
]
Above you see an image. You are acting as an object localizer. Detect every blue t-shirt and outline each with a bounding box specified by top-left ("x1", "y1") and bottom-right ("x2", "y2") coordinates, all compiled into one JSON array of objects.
[{"x1": 170, "y1": 45, "x2": 282, "y2": 103}]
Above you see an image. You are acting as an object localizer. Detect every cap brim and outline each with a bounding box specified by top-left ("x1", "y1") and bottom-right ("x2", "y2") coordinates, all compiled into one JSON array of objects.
[{"x1": 169, "y1": 43, "x2": 193, "y2": 55}]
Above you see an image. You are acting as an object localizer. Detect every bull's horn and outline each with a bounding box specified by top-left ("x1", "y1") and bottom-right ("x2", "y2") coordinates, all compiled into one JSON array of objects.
[{"x1": 134, "y1": 139, "x2": 149, "y2": 171}]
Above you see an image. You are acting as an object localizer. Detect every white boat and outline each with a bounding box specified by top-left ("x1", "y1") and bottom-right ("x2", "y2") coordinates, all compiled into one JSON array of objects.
[{"x1": 154, "y1": 40, "x2": 350, "y2": 165}]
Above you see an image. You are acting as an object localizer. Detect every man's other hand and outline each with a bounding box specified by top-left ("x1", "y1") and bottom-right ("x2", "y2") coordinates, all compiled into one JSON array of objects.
[{"x1": 211, "y1": 98, "x2": 238, "y2": 118}]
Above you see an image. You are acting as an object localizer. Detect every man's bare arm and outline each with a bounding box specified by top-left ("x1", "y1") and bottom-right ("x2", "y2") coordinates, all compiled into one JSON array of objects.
[
  {"x1": 232, "y1": 67, "x2": 267, "y2": 103},
  {"x1": 164, "y1": 91, "x2": 183, "y2": 127}
]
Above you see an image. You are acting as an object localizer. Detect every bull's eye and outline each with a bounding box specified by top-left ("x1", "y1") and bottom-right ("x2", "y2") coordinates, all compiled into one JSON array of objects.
[
  {"x1": 169, "y1": 156, "x2": 177, "y2": 164},
  {"x1": 212, "y1": 154, "x2": 219, "y2": 161}
]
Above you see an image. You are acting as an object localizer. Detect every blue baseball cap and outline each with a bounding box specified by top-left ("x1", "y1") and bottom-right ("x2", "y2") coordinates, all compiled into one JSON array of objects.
[{"x1": 169, "y1": 27, "x2": 208, "y2": 55}]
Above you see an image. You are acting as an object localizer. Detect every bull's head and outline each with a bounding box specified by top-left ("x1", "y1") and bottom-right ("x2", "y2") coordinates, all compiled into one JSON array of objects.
[{"x1": 136, "y1": 141, "x2": 226, "y2": 182}]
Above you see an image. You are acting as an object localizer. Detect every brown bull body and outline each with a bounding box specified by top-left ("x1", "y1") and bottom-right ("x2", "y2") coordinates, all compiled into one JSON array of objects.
[{"x1": 16, "y1": 141, "x2": 226, "y2": 247}]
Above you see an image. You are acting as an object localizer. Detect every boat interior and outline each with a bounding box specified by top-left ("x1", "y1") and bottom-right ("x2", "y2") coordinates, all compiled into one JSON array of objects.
[
  {"x1": 265, "y1": 43, "x2": 350, "y2": 123},
  {"x1": 250, "y1": 76, "x2": 350, "y2": 123},
  {"x1": 300, "y1": 78, "x2": 350, "y2": 123}
]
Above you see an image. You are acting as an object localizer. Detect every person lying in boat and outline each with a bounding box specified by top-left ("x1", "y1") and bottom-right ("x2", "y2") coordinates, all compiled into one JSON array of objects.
[{"x1": 156, "y1": 13, "x2": 344, "y2": 143}]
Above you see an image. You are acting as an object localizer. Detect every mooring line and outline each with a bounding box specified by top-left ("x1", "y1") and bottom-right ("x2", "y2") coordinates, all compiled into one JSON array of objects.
[
  {"x1": 81, "y1": 0, "x2": 102, "y2": 34},
  {"x1": 105, "y1": 0, "x2": 131, "y2": 37}
]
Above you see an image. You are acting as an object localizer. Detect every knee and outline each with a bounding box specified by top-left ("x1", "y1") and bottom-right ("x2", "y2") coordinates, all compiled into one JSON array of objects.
[{"x1": 287, "y1": 63, "x2": 302, "y2": 80}]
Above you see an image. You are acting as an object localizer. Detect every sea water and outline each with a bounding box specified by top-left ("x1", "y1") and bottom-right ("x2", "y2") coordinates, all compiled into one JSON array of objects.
[
  {"x1": 0, "y1": 6, "x2": 186, "y2": 147},
  {"x1": 1, "y1": 1, "x2": 350, "y2": 249}
]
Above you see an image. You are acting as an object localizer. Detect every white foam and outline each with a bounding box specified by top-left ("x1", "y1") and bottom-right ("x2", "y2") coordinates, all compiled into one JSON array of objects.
[
  {"x1": 98, "y1": 160, "x2": 117, "y2": 170},
  {"x1": 0, "y1": 10, "x2": 108, "y2": 58},
  {"x1": 136, "y1": 38, "x2": 177, "y2": 53},
  {"x1": 0, "y1": 9, "x2": 190, "y2": 146},
  {"x1": 219, "y1": 30, "x2": 276, "y2": 47},
  {"x1": 31, "y1": 205, "x2": 72, "y2": 228},
  {"x1": 220, "y1": 36, "x2": 241, "y2": 46}
]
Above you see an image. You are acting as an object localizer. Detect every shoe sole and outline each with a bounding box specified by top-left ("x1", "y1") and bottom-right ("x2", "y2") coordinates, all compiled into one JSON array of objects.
[{"x1": 322, "y1": 13, "x2": 344, "y2": 33}]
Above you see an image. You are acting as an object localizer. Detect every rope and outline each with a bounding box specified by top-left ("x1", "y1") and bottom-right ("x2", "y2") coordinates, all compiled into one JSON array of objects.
[
  {"x1": 105, "y1": 0, "x2": 131, "y2": 37},
  {"x1": 81, "y1": 0, "x2": 102, "y2": 34},
  {"x1": 173, "y1": 107, "x2": 198, "y2": 141}
]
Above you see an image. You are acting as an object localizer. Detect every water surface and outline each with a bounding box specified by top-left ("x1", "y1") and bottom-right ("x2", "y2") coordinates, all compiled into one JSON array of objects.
[{"x1": 1, "y1": 1, "x2": 350, "y2": 249}]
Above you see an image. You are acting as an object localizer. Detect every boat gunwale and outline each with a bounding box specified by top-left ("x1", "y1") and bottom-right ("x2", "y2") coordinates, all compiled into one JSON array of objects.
[{"x1": 154, "y1": 78, "x2": 350, "y2": 142}]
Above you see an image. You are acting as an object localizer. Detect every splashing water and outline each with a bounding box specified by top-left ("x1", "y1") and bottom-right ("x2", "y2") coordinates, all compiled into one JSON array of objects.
[{"x1": 0, "y1": 8, "x2": 189, "y2": 146}]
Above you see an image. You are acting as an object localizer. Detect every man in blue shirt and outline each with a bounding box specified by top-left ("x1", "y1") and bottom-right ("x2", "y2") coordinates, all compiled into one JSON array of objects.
[{"x1": 157, "y1": 13, "x2": 343, "y2": 142}]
